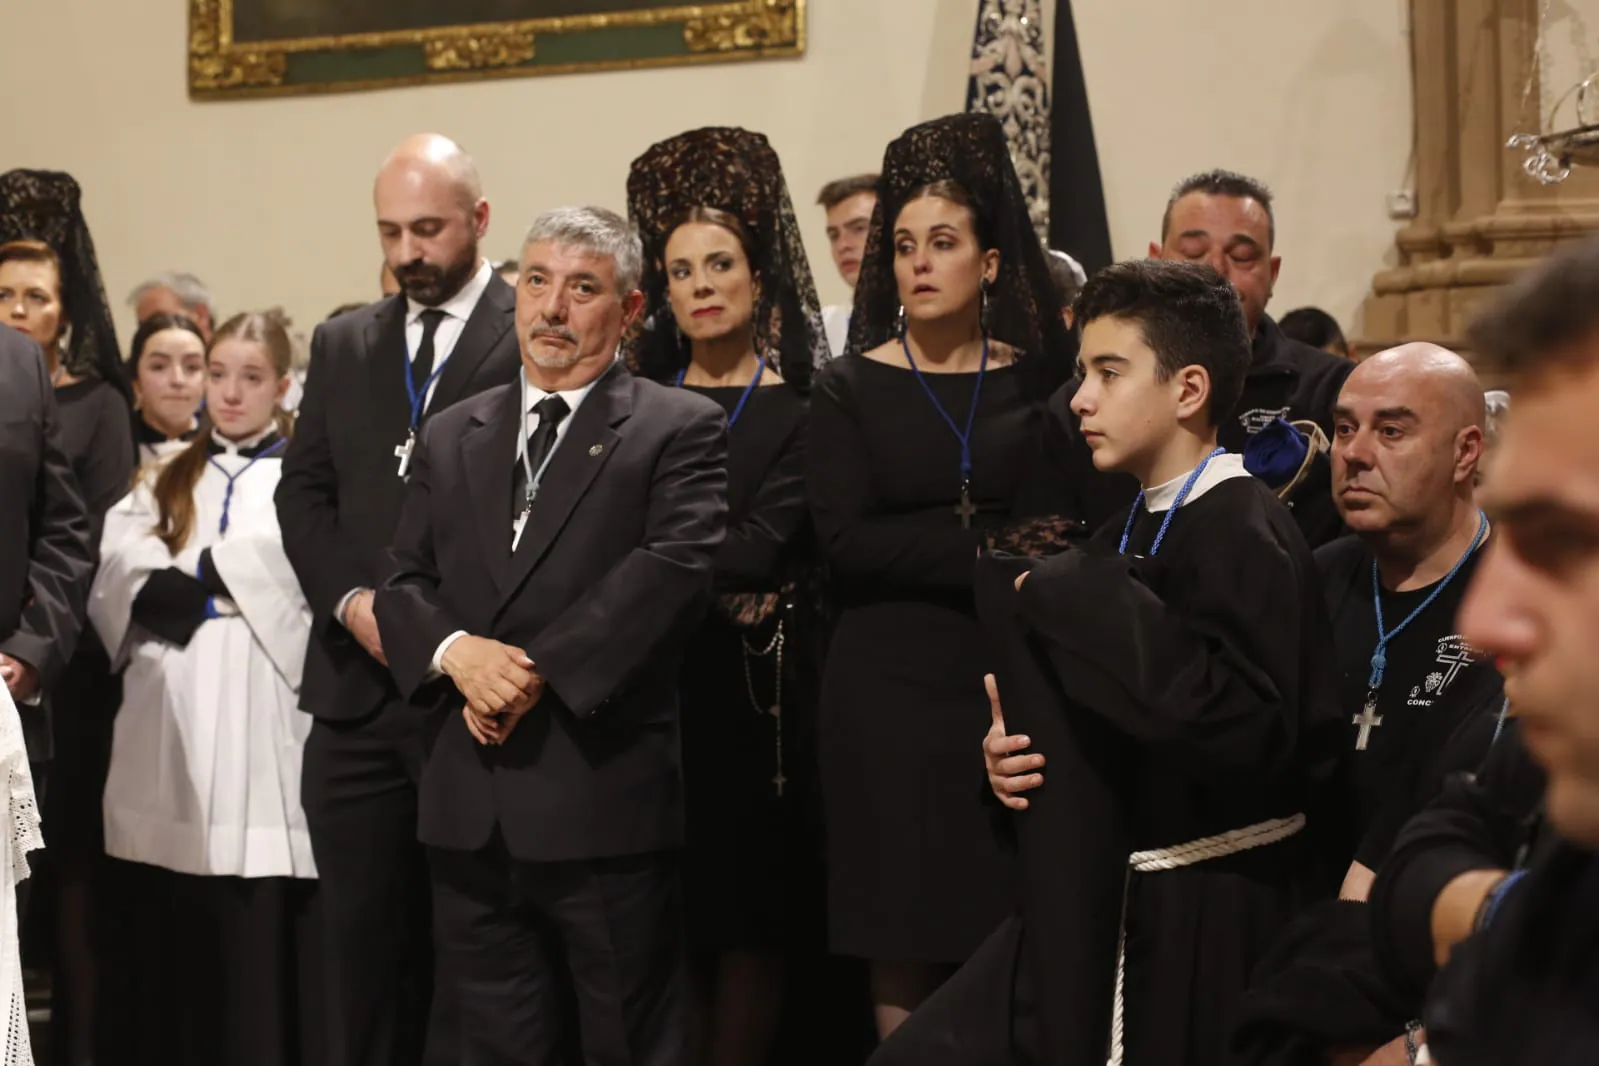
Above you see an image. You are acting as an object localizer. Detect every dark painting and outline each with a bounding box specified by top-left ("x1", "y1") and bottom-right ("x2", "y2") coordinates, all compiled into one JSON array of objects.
[
  {"x1": 191, "y1": 0, "x2": 802, "y2": 100},
  {"x1": 235, "y1": 0, "x2": 678, "y2": 42}
]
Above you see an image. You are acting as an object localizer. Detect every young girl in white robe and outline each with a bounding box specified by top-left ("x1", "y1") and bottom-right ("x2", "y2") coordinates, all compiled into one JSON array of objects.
[{"x1": 89, "y1": 310, "x2": 320, "y2": 1066}]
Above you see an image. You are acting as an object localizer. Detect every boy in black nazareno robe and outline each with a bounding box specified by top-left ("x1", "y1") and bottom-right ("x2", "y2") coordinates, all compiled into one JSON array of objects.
[{"x1": 869, "y1": 259, "x2": 1345, "y2": 1066}]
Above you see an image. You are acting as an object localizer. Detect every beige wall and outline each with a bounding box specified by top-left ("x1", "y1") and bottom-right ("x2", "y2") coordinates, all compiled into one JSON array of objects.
[
  {"x1": 1542, "y1": 0, "x2": 1599, "y2": 126},
  {"x1": 3, "y1": 0, "x2": 1411, "y2": 346}
]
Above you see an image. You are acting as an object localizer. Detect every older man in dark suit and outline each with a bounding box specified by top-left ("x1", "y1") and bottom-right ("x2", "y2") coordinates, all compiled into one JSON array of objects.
[
  {"x1": 376, "y1": 205, "x2": 727, "y2": 1066},
  {"x1": 275, "y1": 133, "x2": 522, "y2": 1066}
]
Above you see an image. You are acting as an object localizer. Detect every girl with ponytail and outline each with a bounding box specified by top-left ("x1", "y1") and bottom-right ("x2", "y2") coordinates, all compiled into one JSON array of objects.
[{"x1": 87, "y1": 309, "x2": 320, "y2": 1063}]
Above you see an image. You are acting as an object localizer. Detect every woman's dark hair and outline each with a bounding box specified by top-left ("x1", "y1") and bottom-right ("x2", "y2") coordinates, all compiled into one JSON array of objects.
[
  {"x1": 1073, "y1": 259, "x2": 1251, "y2": 424},
  {"x1": 150, "y1": 311, "x2": 295, "y2": 553},
  {"x1": 667, "y1": 205, "x2": 758, "y2": 265},
  {"x1": 899, "y1": 179, "x2": 997, "y2": 252},
  {"x1": 127, "y1": 312, "x2": 206, "y2": 375}
]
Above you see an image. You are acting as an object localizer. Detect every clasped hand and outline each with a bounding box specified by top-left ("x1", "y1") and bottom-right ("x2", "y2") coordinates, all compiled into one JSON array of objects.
[
  {"x1": 441, "y1": 635, "x2": 544, "y2": 745},
  {"x1": 0, "y1": 654, "x2": 37, "y2": 703}
]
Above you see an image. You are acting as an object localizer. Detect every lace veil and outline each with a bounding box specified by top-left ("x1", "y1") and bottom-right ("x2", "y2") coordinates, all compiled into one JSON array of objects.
[
  {"x1": 0, "y1": 170, "x2": 127, "y2": 401},
  {"x1": 847, "y1": 113, "x2": 1073, "y2": 398},
  {"x1": 626, "y1": 127, "x2": 828, "y2": 389}
]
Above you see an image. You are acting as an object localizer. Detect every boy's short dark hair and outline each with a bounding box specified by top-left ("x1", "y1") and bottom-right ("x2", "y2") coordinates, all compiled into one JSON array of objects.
[
  {"x1": 1469, "y1": 234, "x2": 1599, "y2": 387},
  {"x1": 1072, "y1": 259, "x2": 1251, "y2": 424},
  {"x1": 817, "y1": 174, "x2": 879, "y2": 210}
]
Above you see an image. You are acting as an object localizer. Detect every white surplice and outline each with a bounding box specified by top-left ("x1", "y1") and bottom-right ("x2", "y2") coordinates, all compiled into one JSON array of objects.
[
  {"x1": 90, "y1": 438, "x2": 316, "y2": 879},
  {"x1": 0, "y1": 681, "x2": 40, "y2": 1066}
]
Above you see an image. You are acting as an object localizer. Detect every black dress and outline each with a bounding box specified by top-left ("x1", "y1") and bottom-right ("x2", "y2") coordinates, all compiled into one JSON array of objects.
[
  {"x1": 47, "y1": 378, "x2": 134, "y2": 797},
  {"x1": 37, "y1": 377, "x2": 130, "y2": 833},
  {"x1": 808, "y1": 354, "x2": 1040, "y2": 963},
  {"x1": 678, "y1": 383, "x2": 811, "y2": 951},
  {"x1": 52, "y1": 377, "x2": 135, "y2": 545},
  {"x1": 40, "y1": 378, "x2": 133, "y2": 1062}
]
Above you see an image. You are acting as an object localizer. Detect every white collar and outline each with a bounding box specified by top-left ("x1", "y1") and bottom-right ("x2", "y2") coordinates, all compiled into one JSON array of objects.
[
  {"x1": 1142, "y1": 452, "x2": 1251, "y2": 513},
  {"x1": 210, "y1": 424, "x2": 278, "y2": 454},
  {"x1": 522, "y1": 359, "x2": 614, "y2": 414},
  {"x1": 407, "y1": 259, "x2": 493, "y2": 325}
]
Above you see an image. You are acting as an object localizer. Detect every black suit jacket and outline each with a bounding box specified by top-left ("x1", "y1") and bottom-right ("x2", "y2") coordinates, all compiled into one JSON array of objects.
[
  {"x1": 374, "y1": 362, "x2": 728, "y2": 862},
  {"x1": 0, "y1": 328, "x2": 95, "y2": 693},
  {"x1": 276, "y1": 276, "x2": 522, "y2": 722}
]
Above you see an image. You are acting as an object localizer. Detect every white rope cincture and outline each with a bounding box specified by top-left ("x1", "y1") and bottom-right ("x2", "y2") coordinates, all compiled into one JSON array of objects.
[{"x1": 1105, "y1": 813, "x2": 1306, "y2": 1066}]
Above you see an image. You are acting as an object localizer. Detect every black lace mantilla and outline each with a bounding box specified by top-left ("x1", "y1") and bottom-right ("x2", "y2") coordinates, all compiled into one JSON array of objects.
[
  {"x1": 0, "y1": 169, "x2": 126, "y2": 398},
  {"x1": 847, "y1": 112, "x2": 1073, "y2": 399},
  {"x1": 626, "y1": 126, "x2": 828, "y2": 389}
]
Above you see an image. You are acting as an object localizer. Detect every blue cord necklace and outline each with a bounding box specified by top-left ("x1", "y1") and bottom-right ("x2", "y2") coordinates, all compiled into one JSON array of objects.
[
  {"x1": 1352, "y1": 510, "x2": 1490, "y2": 751},
  {"x1": 1369, "y1": 510, "x2": 1489, "y2": 688},
  {"x1": 673, "y1": 359, "x2": 765, "y2": 430},
  {"x1": 1118, "y1": 447, "x2": 1227, "y2": 557},
  {"x1": 208, "y1": 437, "x2": 286, "y2": 535},
  {"x1": 902, "y1": 332, "x2": 989, "y2": 529},
  {"x1": 394, "y1": 333, "x2": 450, "y2": 478}
]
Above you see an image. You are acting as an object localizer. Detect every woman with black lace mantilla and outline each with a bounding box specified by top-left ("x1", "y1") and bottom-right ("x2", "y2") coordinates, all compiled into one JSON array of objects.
[
  {"x1": 628, "y1": 126, "x2": 828, "y2": 1066},
  {"x1": 808, "y1": 112, "x2": 1091, "y2": 1038}
]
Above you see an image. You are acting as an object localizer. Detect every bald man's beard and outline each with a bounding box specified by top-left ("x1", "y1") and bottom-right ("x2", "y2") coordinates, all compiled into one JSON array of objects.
[{"x1": 395, "y1": 244, "x2": 479, "y2": 307}]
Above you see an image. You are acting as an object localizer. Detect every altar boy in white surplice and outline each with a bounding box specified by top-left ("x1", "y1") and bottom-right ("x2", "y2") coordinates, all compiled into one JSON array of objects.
[{"x1": 89, "y1": 310, "x2": 320, "y2": 1065}]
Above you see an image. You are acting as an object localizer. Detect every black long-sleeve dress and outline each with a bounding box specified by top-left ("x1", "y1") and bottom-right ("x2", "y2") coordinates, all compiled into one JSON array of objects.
[
  {"x1": 809, "y1": 354, "x2": 1054, "y2": 963},
  {"x1": 45, "y1": 376, "x2": 131, "y2": 802},
  {"x1": 679, "y1": 382, "x2": 813, "y2": 950},
  {"x1": 41, "y1": 376, "x2": 134, "y2": 1056}
]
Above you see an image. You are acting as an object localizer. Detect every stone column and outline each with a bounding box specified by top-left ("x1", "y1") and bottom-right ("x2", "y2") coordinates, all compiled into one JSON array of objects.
[{"x1": 1360, "y1": 0, "x2": 1599, "y2": 360}]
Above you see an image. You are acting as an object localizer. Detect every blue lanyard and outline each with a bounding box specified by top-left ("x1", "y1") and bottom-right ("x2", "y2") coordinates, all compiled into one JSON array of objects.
[
  {"x1": 1368, "y1": 510, "x2": 1489, "y2": 689},
  {"x1": 901, "y1": 333, "x2": 989, "y2": 488},
  {"x1": 1118, "y1": 447, "x2": 1226, "y2": 557},
  {"x1": 207, "y1": 438, "x2": 286, "y2": 535},
  {"x1": 405, "y1": 334, "x2": 450, "y2": 432},
  {"x1": 673, "y1": 361, "x2": 765, "y2": 429}
]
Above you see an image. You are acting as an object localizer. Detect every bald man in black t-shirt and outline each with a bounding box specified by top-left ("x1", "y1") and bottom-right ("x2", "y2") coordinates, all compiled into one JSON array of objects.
[{"x1": 1319, "y1": 344, "x2": 1505, "y2": 899}]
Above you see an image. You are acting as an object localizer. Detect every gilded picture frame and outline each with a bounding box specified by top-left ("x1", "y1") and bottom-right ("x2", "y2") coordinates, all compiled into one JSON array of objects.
[{"x1": 189, "y1": 0, "x2": 805, "y2": 100}]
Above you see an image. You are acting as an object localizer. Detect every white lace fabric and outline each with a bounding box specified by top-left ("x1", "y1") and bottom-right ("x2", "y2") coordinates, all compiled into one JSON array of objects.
[{"x1": 0, "y1": 682, "x2": 41, "y2": 1066}]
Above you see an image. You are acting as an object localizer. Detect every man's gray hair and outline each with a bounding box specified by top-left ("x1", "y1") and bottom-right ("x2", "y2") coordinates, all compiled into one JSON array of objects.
[
  {"x1": 128, "y1": 271, "x2": 214, "y2": 317},
  {"x1": 522, "y1": 206, "x2": 643, "y2": 294}
]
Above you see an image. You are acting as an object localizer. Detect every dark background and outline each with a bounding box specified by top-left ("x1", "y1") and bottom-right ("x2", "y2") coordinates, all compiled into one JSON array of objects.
[{"x1": 235, "y1": 0, "x2": 676, "y2": 43}]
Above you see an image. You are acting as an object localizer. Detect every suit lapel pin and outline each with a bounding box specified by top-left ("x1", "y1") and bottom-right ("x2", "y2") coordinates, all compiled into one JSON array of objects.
[{"x1": 589, "y1": 444, "x2": 604, "y2": 457}]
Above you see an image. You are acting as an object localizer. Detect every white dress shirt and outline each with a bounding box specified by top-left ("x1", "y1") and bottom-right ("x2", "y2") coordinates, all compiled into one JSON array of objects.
[
  {"x1": 428, "y1": 362, "x2": 611, "y2": 675},
  {"x1": 335, "y1": 258, "x2": 495, "y2": 630},
  {"x1": 404, "y1": 258, "x2": 494, "y2": 409},
  {"x1": 822, "y1": 304, "x2": 852, "y2": 357}
]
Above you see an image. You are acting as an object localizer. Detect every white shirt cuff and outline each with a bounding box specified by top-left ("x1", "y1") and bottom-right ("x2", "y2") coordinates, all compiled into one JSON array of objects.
[
  {"x1": 430, "y1": 631, "x2": 468, "y2": 680},
  {"x1": 334, "y1": 587, "x2": 367, "y2": 628}
]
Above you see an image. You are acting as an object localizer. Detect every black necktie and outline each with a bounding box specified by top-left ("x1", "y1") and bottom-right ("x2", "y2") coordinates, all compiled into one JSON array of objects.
[
  {"x1": 411, "y1": 308, "x2": 448, "y2": 398},
  {"x1": 512, "y1": 394, "x2": 571, "y2": 518}
]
